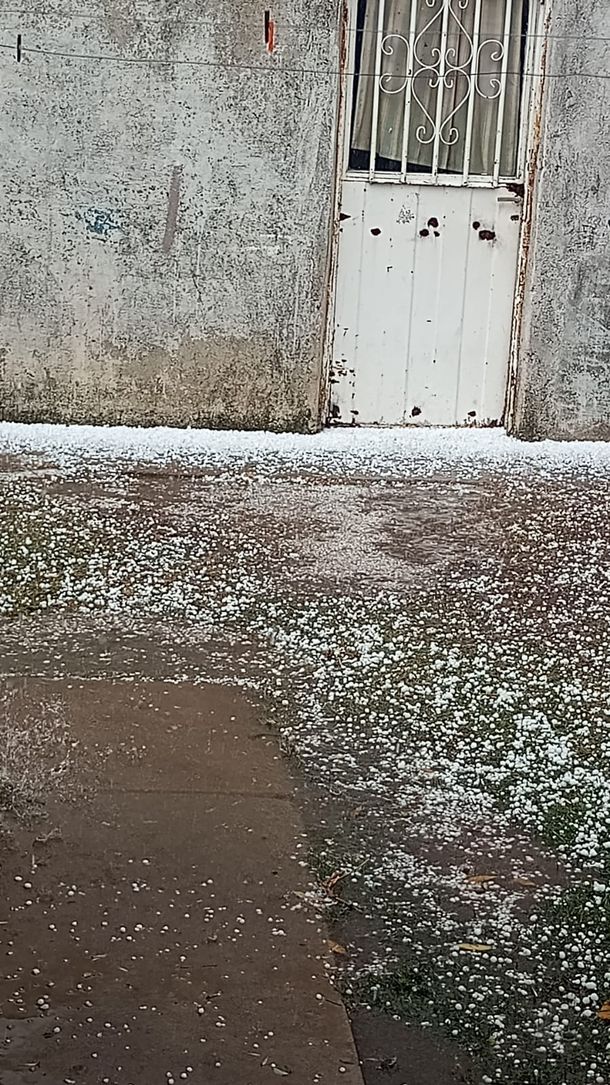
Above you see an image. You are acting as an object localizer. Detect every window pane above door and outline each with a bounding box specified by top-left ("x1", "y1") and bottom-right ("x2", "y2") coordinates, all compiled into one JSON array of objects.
[{"x1": 349, "y1": 0, "x2": 528, "y2": 184}]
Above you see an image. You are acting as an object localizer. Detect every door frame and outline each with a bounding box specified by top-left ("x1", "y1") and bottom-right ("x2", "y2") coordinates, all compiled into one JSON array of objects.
[
  {"x1": 505, "y1": 0, "x2": 552, "y2": 429},
  {"x1": 321, "y1": 0, "x2": 551, "y2": 428}
]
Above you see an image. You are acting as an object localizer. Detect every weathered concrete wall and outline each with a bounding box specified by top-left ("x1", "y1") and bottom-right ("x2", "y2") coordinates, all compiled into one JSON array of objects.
[
  {"x1": 512, "y1": 0, "x2": 610, "y2": 440},
  {"x1": 0, "y1": 1, "x2": 340, "y2": 430}
]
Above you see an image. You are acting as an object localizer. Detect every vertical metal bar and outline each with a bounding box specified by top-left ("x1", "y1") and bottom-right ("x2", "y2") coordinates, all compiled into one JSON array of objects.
[
  {"x1": 492, "y1": 0, "x2": 514, "y2": 183},
  {"x1": 462, "y1": 0, "x2": 483, "y2": 183},
  {"x1": 431, "y1": 0, "x2": 450, "y2": 182},
  {"x1": 369, "y1": 0, "x2": 387, "y2": 180},
  {"x1": 400, "y1": 0, "x2": 419, "y2": 182}
]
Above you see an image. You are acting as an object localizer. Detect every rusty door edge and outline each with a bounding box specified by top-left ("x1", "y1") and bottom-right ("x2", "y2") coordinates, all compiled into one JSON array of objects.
[
  {"x1": 504, "y1": 1, "x2": 552, "y2": 433},
  {"x1": 317, "y1": 0, "x2": 350, "y2": 429}
]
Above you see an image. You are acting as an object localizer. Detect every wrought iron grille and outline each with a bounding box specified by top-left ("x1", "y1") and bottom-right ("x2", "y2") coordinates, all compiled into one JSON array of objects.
[{"x1": 349, "y1": 0, "x2": 530, "y2": 184}]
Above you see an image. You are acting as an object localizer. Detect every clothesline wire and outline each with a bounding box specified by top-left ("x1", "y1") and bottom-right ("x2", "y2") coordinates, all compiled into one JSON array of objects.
[{"x1": 0, "y1": 40, "x2": 606, "y2": 80}]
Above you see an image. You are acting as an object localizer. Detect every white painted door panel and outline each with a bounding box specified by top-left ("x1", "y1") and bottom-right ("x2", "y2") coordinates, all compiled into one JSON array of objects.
[{"x1": 331, "y1": 181, "x2": 521, "y2": 426}]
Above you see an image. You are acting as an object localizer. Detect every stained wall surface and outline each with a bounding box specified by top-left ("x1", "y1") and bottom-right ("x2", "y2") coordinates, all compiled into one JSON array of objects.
[
  {"x1": 512, "y1": 0, "x2": 610, "y2": 440},
  {"x1": 0, "y1": 1, "x2": 340, "y2": 430}
]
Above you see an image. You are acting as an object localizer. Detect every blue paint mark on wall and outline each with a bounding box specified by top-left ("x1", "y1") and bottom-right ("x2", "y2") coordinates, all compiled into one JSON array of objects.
[{"x1": 77, "y1": 208, "x2": 125, "y2": 241}]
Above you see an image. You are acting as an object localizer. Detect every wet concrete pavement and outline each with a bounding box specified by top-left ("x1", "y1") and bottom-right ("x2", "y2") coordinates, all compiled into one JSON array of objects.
[{"x1": 0, "y1": 679, "x2": 362, "y2": 1085}]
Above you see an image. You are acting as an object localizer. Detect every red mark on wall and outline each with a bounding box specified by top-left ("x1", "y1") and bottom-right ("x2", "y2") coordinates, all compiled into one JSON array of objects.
[{"x1": 264, "y1": 10, "x2": 276, "y2": 53}]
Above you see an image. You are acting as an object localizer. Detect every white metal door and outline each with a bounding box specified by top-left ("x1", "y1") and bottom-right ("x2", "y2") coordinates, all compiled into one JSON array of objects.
[{"x1": 330, "y1": 0, "x2": 542, "y2": 426}]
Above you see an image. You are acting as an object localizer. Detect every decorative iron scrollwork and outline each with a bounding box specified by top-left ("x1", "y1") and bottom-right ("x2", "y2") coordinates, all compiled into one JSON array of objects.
[{"x1": 379, "y1": 0, "x2": 505, "y2": 149}]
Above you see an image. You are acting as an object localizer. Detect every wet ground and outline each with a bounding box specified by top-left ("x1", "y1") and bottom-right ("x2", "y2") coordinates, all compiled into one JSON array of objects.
[
  {"x1": 0, "y1": 678, "x2": 361, "y2": 1085},
  {"x1": 1, "y1": 424, "x2": 610, "y2": 1085}
]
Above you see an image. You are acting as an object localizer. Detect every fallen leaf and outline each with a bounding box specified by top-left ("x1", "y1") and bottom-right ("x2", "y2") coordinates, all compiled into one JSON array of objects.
[
  {"x1": 34, "y1": 826, "x2": 62, "y2": 845},
  {"x1": 467, "y1": 875, "x2": 497, "y2": 885},
  {"x1": 598, "y1": 1002, "x2": 610, "y2": 1021},
  {"x1": 271, "y1": 1065, "x2": 292, "y2": 1076},
  {"x1": 379, "y1": 1055, "x2": 398, "y2": 1072},
  {"x1": 513, "y1": 877, "x2": 536, "y2": 888},
  {"x1": 322, "y1": 870, "x2": 347, "y2": 895},
  {"x1": 328, "y1": 939, "x2": 348, "y2": 956},
  {"x1": 458, "y1": 942, "x2": 493, "y2": 953}
]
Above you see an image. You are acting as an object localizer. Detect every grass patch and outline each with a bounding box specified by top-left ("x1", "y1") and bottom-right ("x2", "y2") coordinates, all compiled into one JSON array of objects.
[
  {"x1": 343, "y1": 878, "x2": 610, "y2": 1085},
  {"x1": 0, "y1": 692, "x2": 78, "y2": 822}
]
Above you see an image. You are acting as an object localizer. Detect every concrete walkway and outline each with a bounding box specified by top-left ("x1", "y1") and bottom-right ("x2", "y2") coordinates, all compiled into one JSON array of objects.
[{"x1": 0, "y1": 677, "x2": 362, "y2": 1085}]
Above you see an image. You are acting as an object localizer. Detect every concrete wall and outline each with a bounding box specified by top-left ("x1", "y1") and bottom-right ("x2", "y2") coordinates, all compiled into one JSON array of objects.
[
  {"x1": 512, "y1": 0, "x2": 610, "y2": 440},
  {"x1": 0, "y1": 1, "x2": 340, "y2": 430}
]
